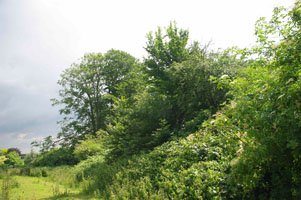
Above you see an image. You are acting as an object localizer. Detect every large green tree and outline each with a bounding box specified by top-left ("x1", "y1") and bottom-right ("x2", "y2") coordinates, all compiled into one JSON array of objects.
[
  {"x1": 144, "y1": 21, "x2": 189, "y2": 82},
  {"x1": 52, "y1": 49, "x2": 139, "y2": 146},
  {"x1": 4, "y1": 151, "x2": 24, "y2": 167}
]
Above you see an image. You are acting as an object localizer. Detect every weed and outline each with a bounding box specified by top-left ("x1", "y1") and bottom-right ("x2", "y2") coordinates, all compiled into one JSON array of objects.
[
  {"x1": 1, "y1": 173, "x2": 19, "y2": 200},
  {"x1": 52, "y1": 184, "x2": 60, "y2": 197}
]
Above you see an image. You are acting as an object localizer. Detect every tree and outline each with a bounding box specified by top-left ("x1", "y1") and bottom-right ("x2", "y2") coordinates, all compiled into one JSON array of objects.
[
  {"x1": 102, "y1": 49, "x2": 139, "y2": 98},
  {"x1": 4, "y1": 151, "x2": 24, "y2": 167},
  {"x1": 52, "y1": 52, "x2": 106, "y2": 146},
  {"x1": 103, "y1": 89, "x2": 172, "y2": 159},
  {"x1": 7, "y1": 147, "x2": 22, "y2": 157},
  {"x1": 103, "y1": 25, "x2": 245, "y2": 159},
  {"x1": 144, "y1": 21, "x2": 189, "y2": 82},
  {"x1": 165, "y1": 47, "x2": 246, "y2": 132},
  {"x1": 24, "y1": 150, "x2": 38, "y2": 166},
  {"x1": 31, "y1": 136, "x2": 56, "y2": 153},
  {"x1": 143, "y1": 23, "x2": 245, "y2": 133},
  {"x1": 51, "y1": 49, "x2": 139, "y2": 146}
]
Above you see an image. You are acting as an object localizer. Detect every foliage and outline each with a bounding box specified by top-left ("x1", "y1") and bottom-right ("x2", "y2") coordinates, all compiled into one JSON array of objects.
[
  {"x1": 73, "y1": 111, "x2": 240, "y2": 199},
  {"x1": 72, "y1": 155, "x2": 121, "y2": 193},
  {"x1": 73, "y1": 132, "x2": 104, "y2": 161},
  {"x1": 24, "y1": 150, "x2": 38, "y2": 166},
  {"x1": 0, "y1": 149, "x2": 8, "y2": 155},
  {"x1": 103, "y1": 43, "x2": 244, "y2": 159},
  {"x1": 144, "y1": 21, "x2": 189, "y2": 82},
  {"x1": 32, "y1": 148, "x2": 78, "y2": 167},
  {"x1": 103, "y1": 90, "x2": 171, "y2": 159},
  {"x1": 164, "y1": 48, "x2": 245, "y2": 132},
  {"x1": 67, "y1": 4, "x2": 301, "y2": 199},
  {"x1": 1, "y1": 174, "x2": 19, "y2": 200},
  {"x1": 0, "y1": 156, "x2": 7, "y2": 166},
  {"x1": 50, "y1": 49, "x2": 139, "y2": 147},
  {"x1": 31, "y1": 136, "x2": 56, "y2": 153},
  {"x1": 51, "y1": 52, "x2": 107, "y2": 146},
  {"x1": 225, "y1": 3, "x2": 301, "y2": 199},
  {"x1": 4, "y1": 152, "x2": 24, "y2": 168},
  {"x1": 7, "y1": 148, "x2": 22, "y2": 157},
  {"x1": 37, "y1": 20, "x2": 243, "y2": 164},
  {"x1": 25, "y1": 3, "x2": 300, "y2": 199}
]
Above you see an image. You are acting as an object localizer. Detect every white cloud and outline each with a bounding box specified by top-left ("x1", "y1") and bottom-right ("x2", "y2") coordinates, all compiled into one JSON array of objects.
[{"x1": 17, "y1": 133, "x2": 27, "y2": 140}]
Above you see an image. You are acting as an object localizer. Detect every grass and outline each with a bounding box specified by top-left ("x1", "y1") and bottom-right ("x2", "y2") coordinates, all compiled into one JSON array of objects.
[{"x1": 0, "y1": 175, "x2": 98, "y2": 200}]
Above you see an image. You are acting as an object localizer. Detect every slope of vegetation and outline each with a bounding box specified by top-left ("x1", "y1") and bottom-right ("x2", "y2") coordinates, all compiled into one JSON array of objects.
[{"x1": 5, "y1": 2, "x2": 299, "y2": 199}]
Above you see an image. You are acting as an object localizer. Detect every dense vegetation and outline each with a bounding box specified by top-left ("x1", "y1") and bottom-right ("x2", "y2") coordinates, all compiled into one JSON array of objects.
[
  {"x1": 1, "y1": 3, "x2": 300, "y2": 199},
  {"x1": 0, "y1": 148, "x2": 24, "y2": 168}
]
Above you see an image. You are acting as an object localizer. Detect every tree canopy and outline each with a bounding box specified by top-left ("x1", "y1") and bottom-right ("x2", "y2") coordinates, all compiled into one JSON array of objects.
[{"x1": 51, "y1": 50, "x2": 140, "y2": 147}]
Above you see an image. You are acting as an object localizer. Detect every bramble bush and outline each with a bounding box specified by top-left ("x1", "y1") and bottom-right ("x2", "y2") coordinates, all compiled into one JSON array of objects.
[{"x1": 226, "y1": 3, "x2": 301, "y2": 199}]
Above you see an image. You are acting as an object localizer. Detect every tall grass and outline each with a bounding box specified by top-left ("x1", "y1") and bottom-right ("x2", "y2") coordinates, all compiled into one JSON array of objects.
[
  {"x1": 0, "y1": 171, "x2": 19, "y2": 200},
  {"x1": 19, "y1": 166, "x2": 75, "y2": 188}
]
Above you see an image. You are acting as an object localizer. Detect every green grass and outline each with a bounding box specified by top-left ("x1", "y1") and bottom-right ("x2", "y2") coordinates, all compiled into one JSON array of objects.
[{"x1": 0, "y1": 176, "x2": 98, "y2": 200}]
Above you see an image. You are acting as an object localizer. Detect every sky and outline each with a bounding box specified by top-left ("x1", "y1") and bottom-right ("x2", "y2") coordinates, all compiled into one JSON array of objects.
[{"x1": 0, "y1": 0, "x2": 295, "y2": 153}]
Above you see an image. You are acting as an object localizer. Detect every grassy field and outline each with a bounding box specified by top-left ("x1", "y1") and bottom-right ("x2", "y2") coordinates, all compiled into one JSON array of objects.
[{"x1": 0, "y1": 175, "x2": 98, "y2": 200}]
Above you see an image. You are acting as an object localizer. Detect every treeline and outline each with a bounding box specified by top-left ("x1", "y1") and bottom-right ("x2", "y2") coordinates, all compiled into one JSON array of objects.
[
  {"x1": 33, "y1": 22, "x2": 245, "y2": 161},
  {"x1": 27, "y1": 3, "x2": 300, "y2": 199}
]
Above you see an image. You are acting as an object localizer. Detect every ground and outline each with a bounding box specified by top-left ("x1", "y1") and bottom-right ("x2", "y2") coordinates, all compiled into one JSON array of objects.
[{"x1": 0, "y1": 176, "x2": 98, "y2": 200}]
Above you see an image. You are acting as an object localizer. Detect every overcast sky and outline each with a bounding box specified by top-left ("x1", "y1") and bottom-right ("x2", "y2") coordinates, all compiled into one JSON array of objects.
[{"x1": 0, "y1": 0, "x2": 295, "y2": 153}]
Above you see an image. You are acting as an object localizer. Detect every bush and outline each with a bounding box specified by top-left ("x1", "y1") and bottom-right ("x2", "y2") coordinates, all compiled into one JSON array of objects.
[
  {"x1": 4, "y1": 151, "x2": 24, "y2": 167},
  {"x1": 20, "y1": 167, "x2": 31, "y2": 176},
  {"x1": 0, "y1": 149, "x2": 8, "y2": 154},
  {"x1": 7, "y1": 148, "x2": 22, "y2": 157},
  {"x1": 224, "y1": 4, "x2": 301, "y2": 199},
  {"x1": 73, "y1": 155, "x2": 122, "y2": 193},
  {"x1": 0, "y1": 156, "x2": 7, "y2": 166},
  {"x1": 74, "y1": 114, "x2": 240, "y2": 199},
  {"x1": 24, "y1": 150, "x2": 38, "y2": 166},
  {"x1": 73, "y1": 133, "x2": 104, "y2": 161},
  {"x1": 32, "y1": 148, "x2": 78, "y2": 167}
]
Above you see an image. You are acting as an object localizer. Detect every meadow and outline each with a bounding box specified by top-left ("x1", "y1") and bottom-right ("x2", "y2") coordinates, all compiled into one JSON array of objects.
[{"x1": 0, "y1": 167, "x2": 97, "y2": 200}]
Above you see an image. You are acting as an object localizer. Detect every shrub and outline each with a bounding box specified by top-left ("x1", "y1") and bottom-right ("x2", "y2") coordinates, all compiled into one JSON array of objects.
[
  {"x1": 7, "y1": 148, "x2": 22, "y2": 157},
  {"x1": 73, "y1": 133, "x2": 104, "y2": 161},
  {"x1": 0, "y1": 156, "x2": 7, "y2": 166},
  {"x1": 32, "y1": 148, "x2": 78, "y2": 167},
  {"x1": 224, "y1": 4, "x2": 301, "y2": 199},
  {"x1": 4, "y1": 151, "x2": 24, "y2": 167},
  {"x1": 0, "y1": 149, "x2": 8, "y2": 154},
  {"x1": 24, "y1": 150, "x2": 38, "y2": 166},
  {"x1": 20, "y1": 167, "x2": 31, "y2": 176},
  {"x1": 74, "y1": 113, "x2": 240, "y2": 199}
]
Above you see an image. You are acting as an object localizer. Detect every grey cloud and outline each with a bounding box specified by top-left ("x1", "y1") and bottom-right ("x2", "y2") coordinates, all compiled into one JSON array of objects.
[
  {"x1": 0, "y1": 0, "x2": 73, "y2": 153},
  {"x1": 0, "y1": 79, "x2": 62, "y2": 152}
]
